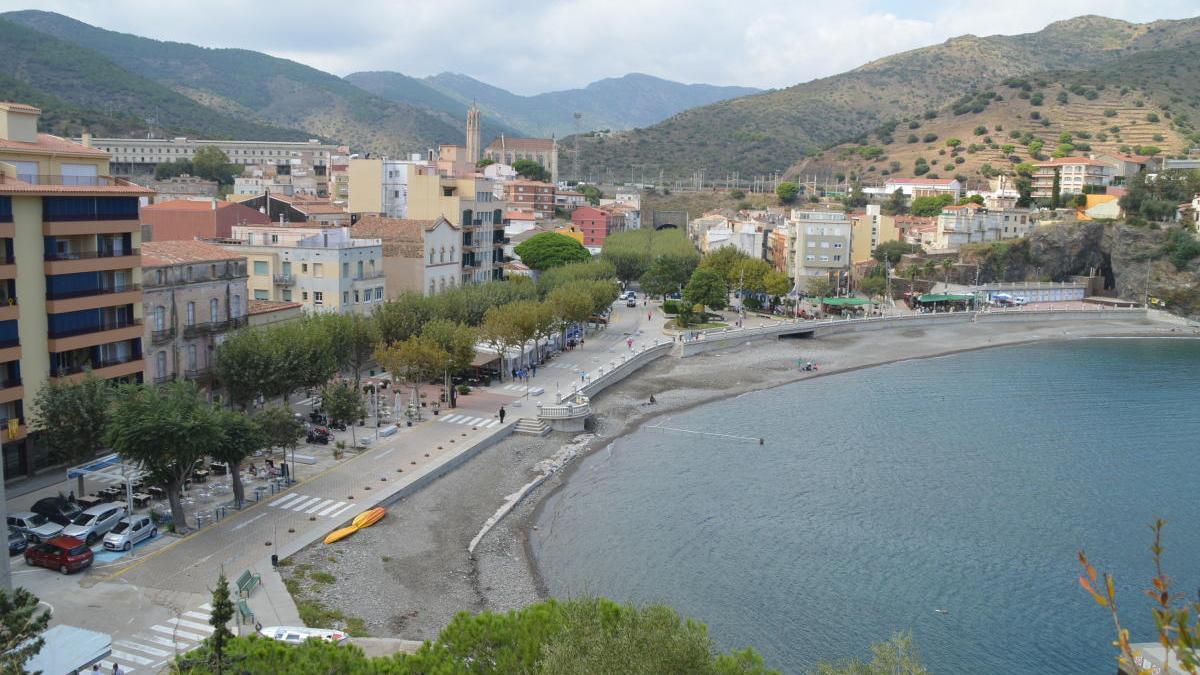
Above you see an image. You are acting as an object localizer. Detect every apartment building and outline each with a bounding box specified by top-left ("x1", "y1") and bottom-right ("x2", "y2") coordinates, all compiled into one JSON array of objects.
[
  {"x1": 790, "y1": 209, "x2": 851, "y2": 281},
  {"x1": 219, "y1": 226, "x2": 383, "y2": 314},
  {"x1": 931, "y1": 204, "x2": 1034, "y2": 251},
  {"x1": 141, "y1": 199, "x2": 270, "y2": 241},
  {"x1": 483, "y1": 137, "x2": 559, "y2": 183},
  {"x1": 83, "y1": 136, "x2": 335, "y2": 181},
  {"x1": 0, "y1": 103, "x2": 152, "y2": 476},
  {"x1": 767, "y1": 224, "x2": 794, "y2": 275},
  {"x1": 351, "y1": 215, "x2": 461, "y2": 296},
  {"x1": 230, "y1": 192, "x2": 349, "y2": 227},
  {"x1": 849, "y1": 205, "x2": 900, "y2": 265},
  {"x1": 347, "y1": 156, "x2": 429, "y2": 218},
  {"x1": 503, "y1": 180, "x2": 556, "y2": 218},
  {"x1": 141, "y1": 240, "x2": 248, "y2": 390},
  {"x1": 406, "y1": 173, "x2": 506, "y2": 284},
  {"x1": 145, "y1": 174, "x2": 218, "y2": 203},
  {"x1": 1032, "y1": 158, "x2": 1113, "y2": 200},
  {"x1": 883, "y1": 177, "x2": 962, "y2": 199},
  {"x1": 572, "y1": 205, "x2": 625, "y2": 247}
]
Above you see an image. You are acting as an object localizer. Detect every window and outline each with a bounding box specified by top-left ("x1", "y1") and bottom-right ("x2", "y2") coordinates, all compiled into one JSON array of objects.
[
  {"x1": 154, "y1": 306, "x2": 165, "y2": 331},
  {"x1": 253, "y1": 261, "x2": 268, "y2": 276},
  {"x1": 375, "y1": 287, "x2": 383, "y2": 300},
  {"x1": 353, "y1": 290, "x2": 360, "y2": 303},
  {"x1": 313, "y1": 263, "x2": 323, "y2": 278},
  {"x1": 429, "y1": 249, "x2": 435, "y2": 264},
  {"x1": 187, "y1": 345, "x2": 197, "y2": 370},
  {"x1": 342, "y1": 262, "x2": 350, "y2": 278},
  {"x1": 232, "y1": 295, "x2": 241, "y2": 317},
  {"x1": 313, "y1": 291, "x2": 323, "y2": 305},
  {"x1": 185, "y1": 301, "x2": 195, "y2": 326},
  {"x1": 342, "y1": 291, "x2": 349, "y2": 304},
  {"x1": 155, "y1": 352, "x2": 166, "y2": 379},
  {"x1": 449, "y1": 246, "x2": 455, "y2": 261},
  {"x1": 806, "y1": 255, "x2": 815, "y2": 262},
  {"x1": 302, "y1": 263, "x2": 308, "y2": 273},
  {"x1": 282, "y1": 289, "x2": 292, "y2": 301},
  {"x1": 357, "y1": 261, "x2": 364, "y2": 277},
  {"x1": 254, "y1": 289, "x2": 268, "y2": 300},
  {"x1": 210, "y1": 264, "x2": 217, "y2": 278},
  {"x1": 440, "y1": 247, "x2": 445, "y2": 263},
  {"x1": 155, "y1": 270, "x2": 164, "y2": 285},
  {"x1": 807, "y1": 241, "x2": 815, "y2": 248},
  {"x1": 302, "y1": 291, "x2": 308, "y2": 301}
]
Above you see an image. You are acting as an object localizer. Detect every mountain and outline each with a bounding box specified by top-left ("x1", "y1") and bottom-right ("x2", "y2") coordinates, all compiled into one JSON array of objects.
[
  {"x1": 342, "y1": 70, "x2": 523, "y2": 140},
  {"x1": 2, "y1": 10, "x2": 463, "y2": 155},
  {"x1": 573, "y1": 15, "x2": 1200, "y2": 180},
  {"x1": 0, "y1": 18, "x2": 307, "y2": 141},
  {"x1": 411, "y1": 72, "x2": 759, "y2": 138}
]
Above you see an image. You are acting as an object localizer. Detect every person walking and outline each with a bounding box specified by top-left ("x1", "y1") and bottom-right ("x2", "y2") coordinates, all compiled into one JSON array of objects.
[
  {"x1": 499, "y1": 406, "x2": 506, "y2": 424},
  {"x1": 627, "y1": 337, "x2": 634, "y2": 350},
  {"x1": 532, "y1": 364, "x2": 537, "y2": 377}
]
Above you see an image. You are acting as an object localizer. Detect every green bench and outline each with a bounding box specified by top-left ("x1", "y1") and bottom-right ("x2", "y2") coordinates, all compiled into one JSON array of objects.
[
  {"x1": 237, "y1": 599, "x2": 254, "y2": 624},
  {"x1": 236, "y1": 569, "x2": 260, "y2": 598}
]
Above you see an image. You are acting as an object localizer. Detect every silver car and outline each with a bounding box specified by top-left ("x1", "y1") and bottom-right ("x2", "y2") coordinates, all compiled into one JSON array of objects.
[
  {"x1": 61, "y1": 504, "x2": 126, "y2": 545},
  {"x1": 103, "y1": 515, "x2": 156, "y2": 551},
  {"x1": 7, "y1": 511, "x2": 64, "y2": 544}
]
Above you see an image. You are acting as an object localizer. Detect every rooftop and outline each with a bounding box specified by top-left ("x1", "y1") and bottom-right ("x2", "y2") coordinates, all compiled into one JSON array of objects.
[
  {"x1": 248, "y1": 299, "x2": 302, "y2": 315},
  {"x1": 142, "y1": 240, "x2": 243, "y2": 266},
  {"x1": 142, "y1": 199, "x2": 237, "y2": 212},
  {"x1": 1034, "y1": 157, "x2": 1110, "y2": 167},
  {"x1": 0, "y1": 173, "x2": 152, "y2": 196},
  {"x1": 0, "y1": 132, "x2": 108, "y2": 158},
  {"x1": 885, "y1": 177, "x2": 960, "y2": 186}
]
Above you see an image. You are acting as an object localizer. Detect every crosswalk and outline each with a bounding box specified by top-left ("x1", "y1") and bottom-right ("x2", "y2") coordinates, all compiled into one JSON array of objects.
[
  {"x1": 499, "y1": 383, "x2": 532, "y2": 392},
  {"x1": 269, "y1": 493, "x2": 356, "y2": 518},
  {"x1": 542, "y1": 361, "x2": 579, "y2": 370},
  {"x1": 439, "y1": 414, "x2": 502, "y2": 428},
  {"x1": 102, "y1": 602, "x2": 216, "y2": 672}
]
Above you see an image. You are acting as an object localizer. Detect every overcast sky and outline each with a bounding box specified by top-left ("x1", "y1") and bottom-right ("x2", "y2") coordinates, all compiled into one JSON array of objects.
[{"x1": 4, "y1": 0, "x2": 1198, "y2": 94}]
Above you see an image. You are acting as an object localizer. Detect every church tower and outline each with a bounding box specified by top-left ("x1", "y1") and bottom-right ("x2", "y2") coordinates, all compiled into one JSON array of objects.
[{"x1": 466, "y1": 103, "x2": 481, "y2": 165}]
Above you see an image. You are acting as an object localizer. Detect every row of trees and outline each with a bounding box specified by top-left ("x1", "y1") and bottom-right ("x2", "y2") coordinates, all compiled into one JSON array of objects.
[
  {"x1": 153, "y1": 145, "x2": 242, "y2": 186},
  {"x1": 600, "y1": 228, "x2": 700, "y2": 285}
]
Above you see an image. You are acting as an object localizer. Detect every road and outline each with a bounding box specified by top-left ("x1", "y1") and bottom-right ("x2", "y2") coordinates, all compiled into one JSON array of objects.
[{"x1": 15, "y1": 297, "x2": 664, "y2": 673}]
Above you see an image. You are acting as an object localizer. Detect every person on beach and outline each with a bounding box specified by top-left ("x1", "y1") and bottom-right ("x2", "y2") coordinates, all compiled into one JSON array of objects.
[
  {"x1": 649, "y1": 394, "x2": 656, "y2": 404},
  {"x1": 499, "y1": 406, "x2": 506, "y2": 423}
]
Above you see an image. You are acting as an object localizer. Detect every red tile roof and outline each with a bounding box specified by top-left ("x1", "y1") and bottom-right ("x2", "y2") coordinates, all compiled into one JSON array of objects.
[
  {"x1": 352, "y1": 215, "x2": 452, "y2": 257},
  {"x1": 142, "y1": 240, "x2": 243, "y2": 266},
  {"x1": 0, "y1": 102, "x2": 42, "y2": 114},
  {"x1": 485, "y1": 137, "x2": 555, "y2": 153},
  {"x1": 0, "y1": 132, "x2": 108, "y2": 157},
  {"x1": 248, "y1": 299, "x2": 301, "y2": 315},
  {"x1": 142, "y1": 199, "x2": 233, "y2": 212},
  {"x1": 1034, "y1": 157, "x2": 1109, "y2": 167}
]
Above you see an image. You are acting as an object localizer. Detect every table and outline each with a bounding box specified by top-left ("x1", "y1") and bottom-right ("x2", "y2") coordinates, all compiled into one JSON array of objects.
[
  {"x1": 192, "y1": 470, "x2": 209, "y2": 484},
  {"x1": 132, "y1": 493, "x2": 151, "y2": 508},
  {"x1": 147, "y1": 486, "x2": 165, "y2": 500},
  {"x1": 76, "y1": 496, "x2": 103, "y2": 508},
  {"x1": 97, "y1": 488, "x2": 121, "y2": 501},
  {"x1": 209, "y1": 462, "x2": 228, "y2": 476}
]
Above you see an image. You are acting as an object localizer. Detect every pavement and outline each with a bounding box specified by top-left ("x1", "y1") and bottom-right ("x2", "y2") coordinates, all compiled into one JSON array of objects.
[{"x1": 9, "y1": 295, "x2": 668, "y2": 673}]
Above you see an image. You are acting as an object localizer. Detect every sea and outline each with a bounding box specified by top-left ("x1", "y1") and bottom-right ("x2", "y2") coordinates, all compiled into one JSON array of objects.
[{"x1": 530, "y1": 338, "x2": 1200, "y2": 674}]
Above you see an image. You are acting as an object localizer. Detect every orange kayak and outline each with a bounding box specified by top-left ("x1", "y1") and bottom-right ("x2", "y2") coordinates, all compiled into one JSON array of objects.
[
  {"x1": 355, "y1": 507, "x2": 386, "y2": 529},
  {"x1": 323, "y1": 525, "x2": 359, "y2": 544}
]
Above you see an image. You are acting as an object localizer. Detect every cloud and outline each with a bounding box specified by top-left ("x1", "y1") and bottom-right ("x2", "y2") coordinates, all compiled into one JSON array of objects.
[{"x1": 3, "y1": 0, "x2": 1197, "y2": 93}]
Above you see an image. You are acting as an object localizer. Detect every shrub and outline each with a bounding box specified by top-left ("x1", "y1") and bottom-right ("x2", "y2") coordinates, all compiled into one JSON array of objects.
[
  {"x1": 1030, "y1": 92, "x2": 1044, "y2": 105},
  {"x1": 1146, "y1": 112, "x2": 1160, "y2": 123},
  {"x1": 662, "y1": 300, "x2": 680, "y2": 314},
  {"x1": 1103, "y1": 109, "x2": 1117, "y2": 117},
  {"x1": 973, "y1": 126, "x2": 987, "y2": 135},
  {"x1": 923, "y1": 133, "x2": 938, "y2": 143},
  {"x1": 908, "y1": 120, "x2": 920, "y2": 129},
  {"x1": 906, "y1": 134, "x2": 919, "y2": 143},
  {"x1": 1056, "y1": 91, "x2": 1069, "y2": 104}
]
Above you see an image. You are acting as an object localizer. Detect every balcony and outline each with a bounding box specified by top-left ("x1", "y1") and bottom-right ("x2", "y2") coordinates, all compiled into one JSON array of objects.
[
  {"x1": 183, "y1": 367, "x2": 211, "y2": 381},
  {"x1": 45, "y1": 284, "x2": 141, "y2": 314},
  {"x1": 353, "y1": 270, "x2": 385, "y2": 281},
  {"x1": 0, "y1": 254, "x2": 13, "y2": 281},
  {"x1": 0, "y1": 303, "x2": 16, "y2": 322},
  {"x1": 53, "y1": 352, "x2": 143, "y2": 379},
  {"x1": 0, "y1": 377, "x2": 22, "y2": 405},
  {"x1": 46, "y1": 319, "x2": 143, "y2": 353},
  {"x1": 273, "y1": 274, "x2": 295, "y2": 285},
  {"x1": 182, "y1": 317, "x2": 246, "y2": 338},
  {"x1": 153, "y1": 374, "x2": 174, "y2": 385},
  {"x1": 55, "y1": 357, "x2": 144, "y2": 384},
  {"x1": 44, "y1": 248, "x2": 140, "y2": 276},
  {"x1": 0, "y1": 339, "x2": 18, "y2": 364},
  {"x1": 151, "y1": 327, "x2": 176, "y2": 345}
]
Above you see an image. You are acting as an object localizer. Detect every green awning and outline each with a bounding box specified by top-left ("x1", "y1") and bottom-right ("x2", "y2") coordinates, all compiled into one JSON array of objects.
[
  {"x1": 917, "y1": 294, "x2": 974, "y2": 303},
  {"x1": 818, "y1": 297, "x2": 874, "y2": 306}
]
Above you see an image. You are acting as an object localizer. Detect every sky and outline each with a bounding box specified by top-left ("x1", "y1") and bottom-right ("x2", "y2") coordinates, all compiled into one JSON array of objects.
[{"x1": 3, "y1": 0, "x2": 1198, "y2": 95}]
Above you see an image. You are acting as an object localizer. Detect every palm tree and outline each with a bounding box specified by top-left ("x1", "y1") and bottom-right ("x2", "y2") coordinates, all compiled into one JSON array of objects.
[
  {"x1": 941, "y1": 258, "x2": 954, "y2": 292},
  {"x1": 922, "y1": 259, "x2": 936, "y2": 284}
]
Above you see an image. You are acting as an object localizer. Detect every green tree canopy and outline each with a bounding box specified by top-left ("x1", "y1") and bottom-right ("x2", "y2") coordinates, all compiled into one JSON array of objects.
[
  {"x1": 511, "y1": 159, "x2": 549, "y2": 181},
  {"x1": 640, "y1": 255, "x2": 693, "y2": 297},
  {"x1": 257, "y1": 405, "x2": 305, "y2": 455},
  {"x1": 776, "y1": 181, "x2": 800, "y2": 204},
  {"x1": 421, "y1": 318, "x2": 478, "y2": 375},
  {"x1": 763, "y1": 270, "x2": 793, "y2": 297},
  {"x1": 580, "y1": 185, "x2": 604, "y2": 205},
  {"x1": 375, "y1": 336, "x2": 449, "y2": 411},
  {"x1": 0, "y1": 587, "x2": 51, "y2": 674},
  {"x1": 211, "y1": 410, "x2": 264, "y2": 507},
  {"x1": 699, "y1": 246, "x2": 751, "y2": 286},
  {"x1": 684, "y1": 268, "x2": 728, "y2": 312},
  {"x1": 806, "y1": 276, "x2": 833, "y2": 298},
  {"x1": 192, "y1": 145, "x2": 242, "y2": 185},
  {"x1": 909, "y1": 194, "x2": 954, "y2": 217},
  {"x1": 601, "y1": 229, "x2": 698, "y2": 284},
  {"x1": 872, "y1": 240, "x2": 920, "y2": 264},
  {"x1": 320, "y1": 380, "x2": 367, "y2": 444},
  {"x1": 30, "y1": 373, "x2": 112, "y2": 468},
  {"x1": 514, "y1": 233, "x2": 591, "y2": 271}
]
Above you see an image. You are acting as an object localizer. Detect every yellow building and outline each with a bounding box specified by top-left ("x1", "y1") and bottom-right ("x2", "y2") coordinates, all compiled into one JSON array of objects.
[
  {"x1": 850, "y1": 205, "x2": 900, "y2": 265},
  {"x1": 406, "y1": 173, "x2": 506, "y2": 284},
  {"x1": 0, "y1": 102, "x2": 152, "y2": 475},
  {"x1": 553, "y1": 225, "x2": 585, "y2": 244}
]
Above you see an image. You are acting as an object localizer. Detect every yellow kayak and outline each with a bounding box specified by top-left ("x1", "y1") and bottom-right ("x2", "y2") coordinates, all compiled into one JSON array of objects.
[
  {"x1": 323, "y1": 525, "x2": 359, "y2": 544},
  {"x1": 350, "y1": 507, "x2": 380, "y2": 528},
  {"x1": 355, "y1": 507, "x2": 386, "y2": 529}
]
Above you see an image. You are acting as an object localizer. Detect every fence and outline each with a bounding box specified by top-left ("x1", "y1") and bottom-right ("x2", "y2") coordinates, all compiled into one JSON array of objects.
[{"x1": 558, "y1": 340, "x2": 674, "y2": 403}]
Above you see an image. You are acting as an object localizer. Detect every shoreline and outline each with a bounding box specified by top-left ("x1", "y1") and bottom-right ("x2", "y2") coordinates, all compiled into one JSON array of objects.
[{"x1": 286, "y1": 315, "x2": 1190, "y2": 640}]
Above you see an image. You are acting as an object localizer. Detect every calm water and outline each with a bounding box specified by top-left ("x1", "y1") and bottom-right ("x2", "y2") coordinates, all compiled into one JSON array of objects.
[{"x1": 531, "y1": 339, "x2": 1200, "y2": 674}]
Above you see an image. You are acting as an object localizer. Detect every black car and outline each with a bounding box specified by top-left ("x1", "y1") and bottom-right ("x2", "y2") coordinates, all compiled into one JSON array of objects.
[
  {"x1": 30, "y1": 497, "x2": 83, "y2": 527},
  {"x1": 7, "y1": 526, "x2": 27, "y2": 555}
]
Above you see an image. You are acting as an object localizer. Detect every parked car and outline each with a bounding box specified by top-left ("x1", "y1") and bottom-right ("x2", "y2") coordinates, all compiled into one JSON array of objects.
[
  {"x1": 62, "y1": 504, "x2": 126, "y2": 545},
  {"x1": 1012, "y1": 296, "x2": 1029, "y2": 306},
  {"x1": 103, "y1": 515, "x2": 156, "y2": 552},
  {"x1": 30, "y1": 497, "x2": 83, "y2": 527},
  {"x1": 626, "y1": 297, "x2": 638, "y2": 307},
  {"x1": 7, "y1": 526, "x2": 28, "y2": 555},
  {"x1": 23, "y1": 536, "x2": 93, "y2": 574},
  {"x1": 7, "y1": 511, "x2": 64, "y2": 544}
]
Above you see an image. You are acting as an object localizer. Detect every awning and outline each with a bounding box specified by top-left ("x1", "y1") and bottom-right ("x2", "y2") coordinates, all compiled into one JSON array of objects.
[
  {"x1": 818, "y1": 297, "x2": 874, "y2": 306},
  {"x1": 470, "y1": 351, "x2": 500, "y2": 368},
  {"x1": 24, "y1": 625, "x2": 111, "y2": 673},
  {"x1": 917, "y1": 294, "x2": 975, "y2": 303}
]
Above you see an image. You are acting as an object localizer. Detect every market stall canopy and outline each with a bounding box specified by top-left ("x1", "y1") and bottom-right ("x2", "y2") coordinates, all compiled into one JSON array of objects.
[
  {"x1": 818, "y1": 297, "x2": 875, "y2": 306},
  {"x1": 917, "y1": 294, "x2": 975, "y2": 303},
  {"x1": 24, "y1": 625, "x2": 110, "y2": 674}
]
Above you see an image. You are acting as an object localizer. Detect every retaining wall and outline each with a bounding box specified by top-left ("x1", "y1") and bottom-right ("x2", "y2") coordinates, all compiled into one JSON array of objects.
[{"x1": 557, "y1": 341, "x2": 674, "y2": 403}]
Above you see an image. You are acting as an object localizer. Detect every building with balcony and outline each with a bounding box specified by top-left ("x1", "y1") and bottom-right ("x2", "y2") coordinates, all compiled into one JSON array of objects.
[
  {"x1": 405, "y1": 173, "x2": 507, "y2": 284},
  {"x1": 141, "y1": 240, "x2": 248, "y2": 392},
  {"x1": 351, "y1": 215, "x2": 461, "y2": 297},
  {"x1": 790, "y1": 209, "x2": 852, "y2": 282},
  {"x1": 929, "y1": 204, "x2": 1034, "y2": 251},
  {"x1": 218, "y1": 226, "x2": 383, "y2": 315},
  {"x1": 80, "y1": 135, "x2": 336, "y2": 185},
  {"x1": 571, "y1": 205, "x2": 626, "y2": 247},
  {"x1": 849, "y1": 205, "x2": 901, "y2": 265},
  {"x1": 0, "y1": 102, "x2": 153, "y2": 477},
  {"x1": 1031, "y1": 158, "x2": 1114, "y2": 200},
  {"x1": 503, "y1": 180, "x2": 556, "y2": 218}
]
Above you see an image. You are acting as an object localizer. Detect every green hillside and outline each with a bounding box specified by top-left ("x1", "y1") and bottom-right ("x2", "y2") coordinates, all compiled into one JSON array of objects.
[
  {"x1": 0, "y1": 18, "x2": 307, "y2": 141},
  {"x1": 2, "y1": 10, "x2": 462, "y2": 154},
  {"x1": 571, "y1": 15, "x2": 1200, "y2": 181},
  {"x1": 343, "y1": 70, "x2": 523, "y2": 141}
]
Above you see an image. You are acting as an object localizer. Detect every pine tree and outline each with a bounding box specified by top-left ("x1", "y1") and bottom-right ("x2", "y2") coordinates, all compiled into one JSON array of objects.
[
  {"x1": 0, "y1": 586, "x2": 51, "y2": 673},
  {"x1": 207, "y1": 573, "x2": 235, "y2": 673}
]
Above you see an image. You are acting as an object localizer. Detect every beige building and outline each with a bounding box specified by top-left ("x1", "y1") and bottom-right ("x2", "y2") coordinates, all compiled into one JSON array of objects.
[
  {"x1": 347, "y1": 156, "x2": 430, "y2": 218},
  {"x1": 1032, "y1": 158, "x2": 1113, "y2": 200},
  {"x1": 220, "y1": 226, "x2": 384, "y2": 315},
  {"x1": 146, "y1": 174, "x2": 218, "y2": 203},
  {"x1": 790, "y1": 209, "x2": 851, "y2": 282},
  {"x1": 0, "y1": 103, "x2": 153, "y2": 475},
  {"x1": 351, "y1": 215, "x2": 462, "y2": 296},
  {"x1": 930, "y1": 204, "x2": 1034, "y2": 251},
  {"x1": 483, "y1": 137, "x2": 558, "y2": 184},
  {"x1": 406, "y1": 173, "x2": 506, "y2": 284},
  {"x1": 850, "y1": 205, "x2": 901, "y2": 265},
  {"x1": 141, "y1": 240, "x2": 248, "y2": 390}
]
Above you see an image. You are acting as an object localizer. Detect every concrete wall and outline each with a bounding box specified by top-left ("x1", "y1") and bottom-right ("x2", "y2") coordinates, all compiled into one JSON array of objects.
[{"x1": 561, "y1": 341, "x2": 674, "y2": 402}]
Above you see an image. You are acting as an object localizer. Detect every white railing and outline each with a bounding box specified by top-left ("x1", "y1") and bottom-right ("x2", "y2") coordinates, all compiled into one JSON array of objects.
[
  {"x1": 538, "y1": 395, "x2": 591, "y2": 420},
  {"x1": 560, "y1": 340, "x2": 673, "y2": 403}
]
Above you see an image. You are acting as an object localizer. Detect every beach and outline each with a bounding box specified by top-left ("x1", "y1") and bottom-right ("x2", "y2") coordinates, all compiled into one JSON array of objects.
[{"x1": 285, "y1": 314, "x2": 1190, "y2": 640}]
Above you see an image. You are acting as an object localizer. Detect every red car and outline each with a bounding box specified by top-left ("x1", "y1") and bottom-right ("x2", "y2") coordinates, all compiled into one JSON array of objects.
[{"x1": 23, "y1": 536, "x2": 93, "y2": 574}]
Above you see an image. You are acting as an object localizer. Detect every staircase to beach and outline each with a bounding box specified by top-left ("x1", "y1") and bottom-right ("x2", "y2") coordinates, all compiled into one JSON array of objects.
[{"x1": 514, "y1": 417, "x2": 551, "y2": 436}]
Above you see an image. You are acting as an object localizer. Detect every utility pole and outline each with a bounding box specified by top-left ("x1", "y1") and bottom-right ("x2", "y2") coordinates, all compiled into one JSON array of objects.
[{"x1": 572, "y1": 112, "x2": 582, "y2": 181}]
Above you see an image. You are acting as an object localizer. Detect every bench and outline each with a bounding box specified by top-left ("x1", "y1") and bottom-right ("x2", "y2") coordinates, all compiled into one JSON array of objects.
[
  {"x1": 237, "y1": 599, "x2": 254, "y2": 624},
  {"x1": 236, "y1": 569, "x2": 260, "y2": 598}
]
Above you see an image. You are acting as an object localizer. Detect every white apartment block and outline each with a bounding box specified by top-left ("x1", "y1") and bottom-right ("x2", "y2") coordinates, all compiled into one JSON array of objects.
[
  {"x1": 82, "y1": 136, "x2": 336, "y2": 176},
  {"x1": 220, "y1": 226, "x2": 384, "y2": 315},
  {"x1": 791, "y1": 210, "x2": 851, "y2": 280},
  {"x1": 932, "y1": 205, "x2": 1035, "y2": 251}
]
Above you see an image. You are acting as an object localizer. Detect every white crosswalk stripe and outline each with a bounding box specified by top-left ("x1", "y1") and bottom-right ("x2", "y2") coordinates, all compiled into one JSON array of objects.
[
  {"x1": 136, "y1": 633, "x2": 189, "y2": 651},
  {"x1": 271, "y1": 493, "x2": 306, "y2": 509},
  {"x1": 110, "y1": 648, "x2": 155, "y2": 665},
  {"x1": 306, "y1": 499, "x2": 335, "y2": 514},
  {"x1": 287, "y1": 496, "x2": 322, "y2": 512},
  {"x1": 99, "y1": 659, "x2": 135, "y2": 673},
  {"x1": 269, "y1": 493, "x2": 350, "y2": 516},
  {"x1": 168, "y1": 617, "x2": 215, "y2": 634},
  {"x1": 328, "y1": 502, "x2": 356, "y2": 519},
  {"x1": 442, "y1": 414, "x2": 464, "y2": 423},
  {"x1": 151, "y1": 624, "x2": 205, "y2": 642},
  {"x1": 183, "y1": 610, "x2": 210, "y2": 621},
  {"x1": 317, "y1": 501, "x2": 346, "y2": 516},
  {"x1": 115, "y1": 640, "x2": 170, "y2": 658},
  {"x1": 199, "y1": 603, "x2": 212, "y2": 611}
]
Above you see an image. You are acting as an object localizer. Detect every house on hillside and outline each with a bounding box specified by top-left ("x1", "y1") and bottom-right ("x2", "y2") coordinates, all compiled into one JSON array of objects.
[
  {"x1": 884, "y1": 177, "x2": 962, "y2": 199},
  {"x1": 352, "y1": 215, "x2": 461, "y2": 296},
  {"x1": 1031, "y1": 158, "x2": 1113, "y2": 200}
]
